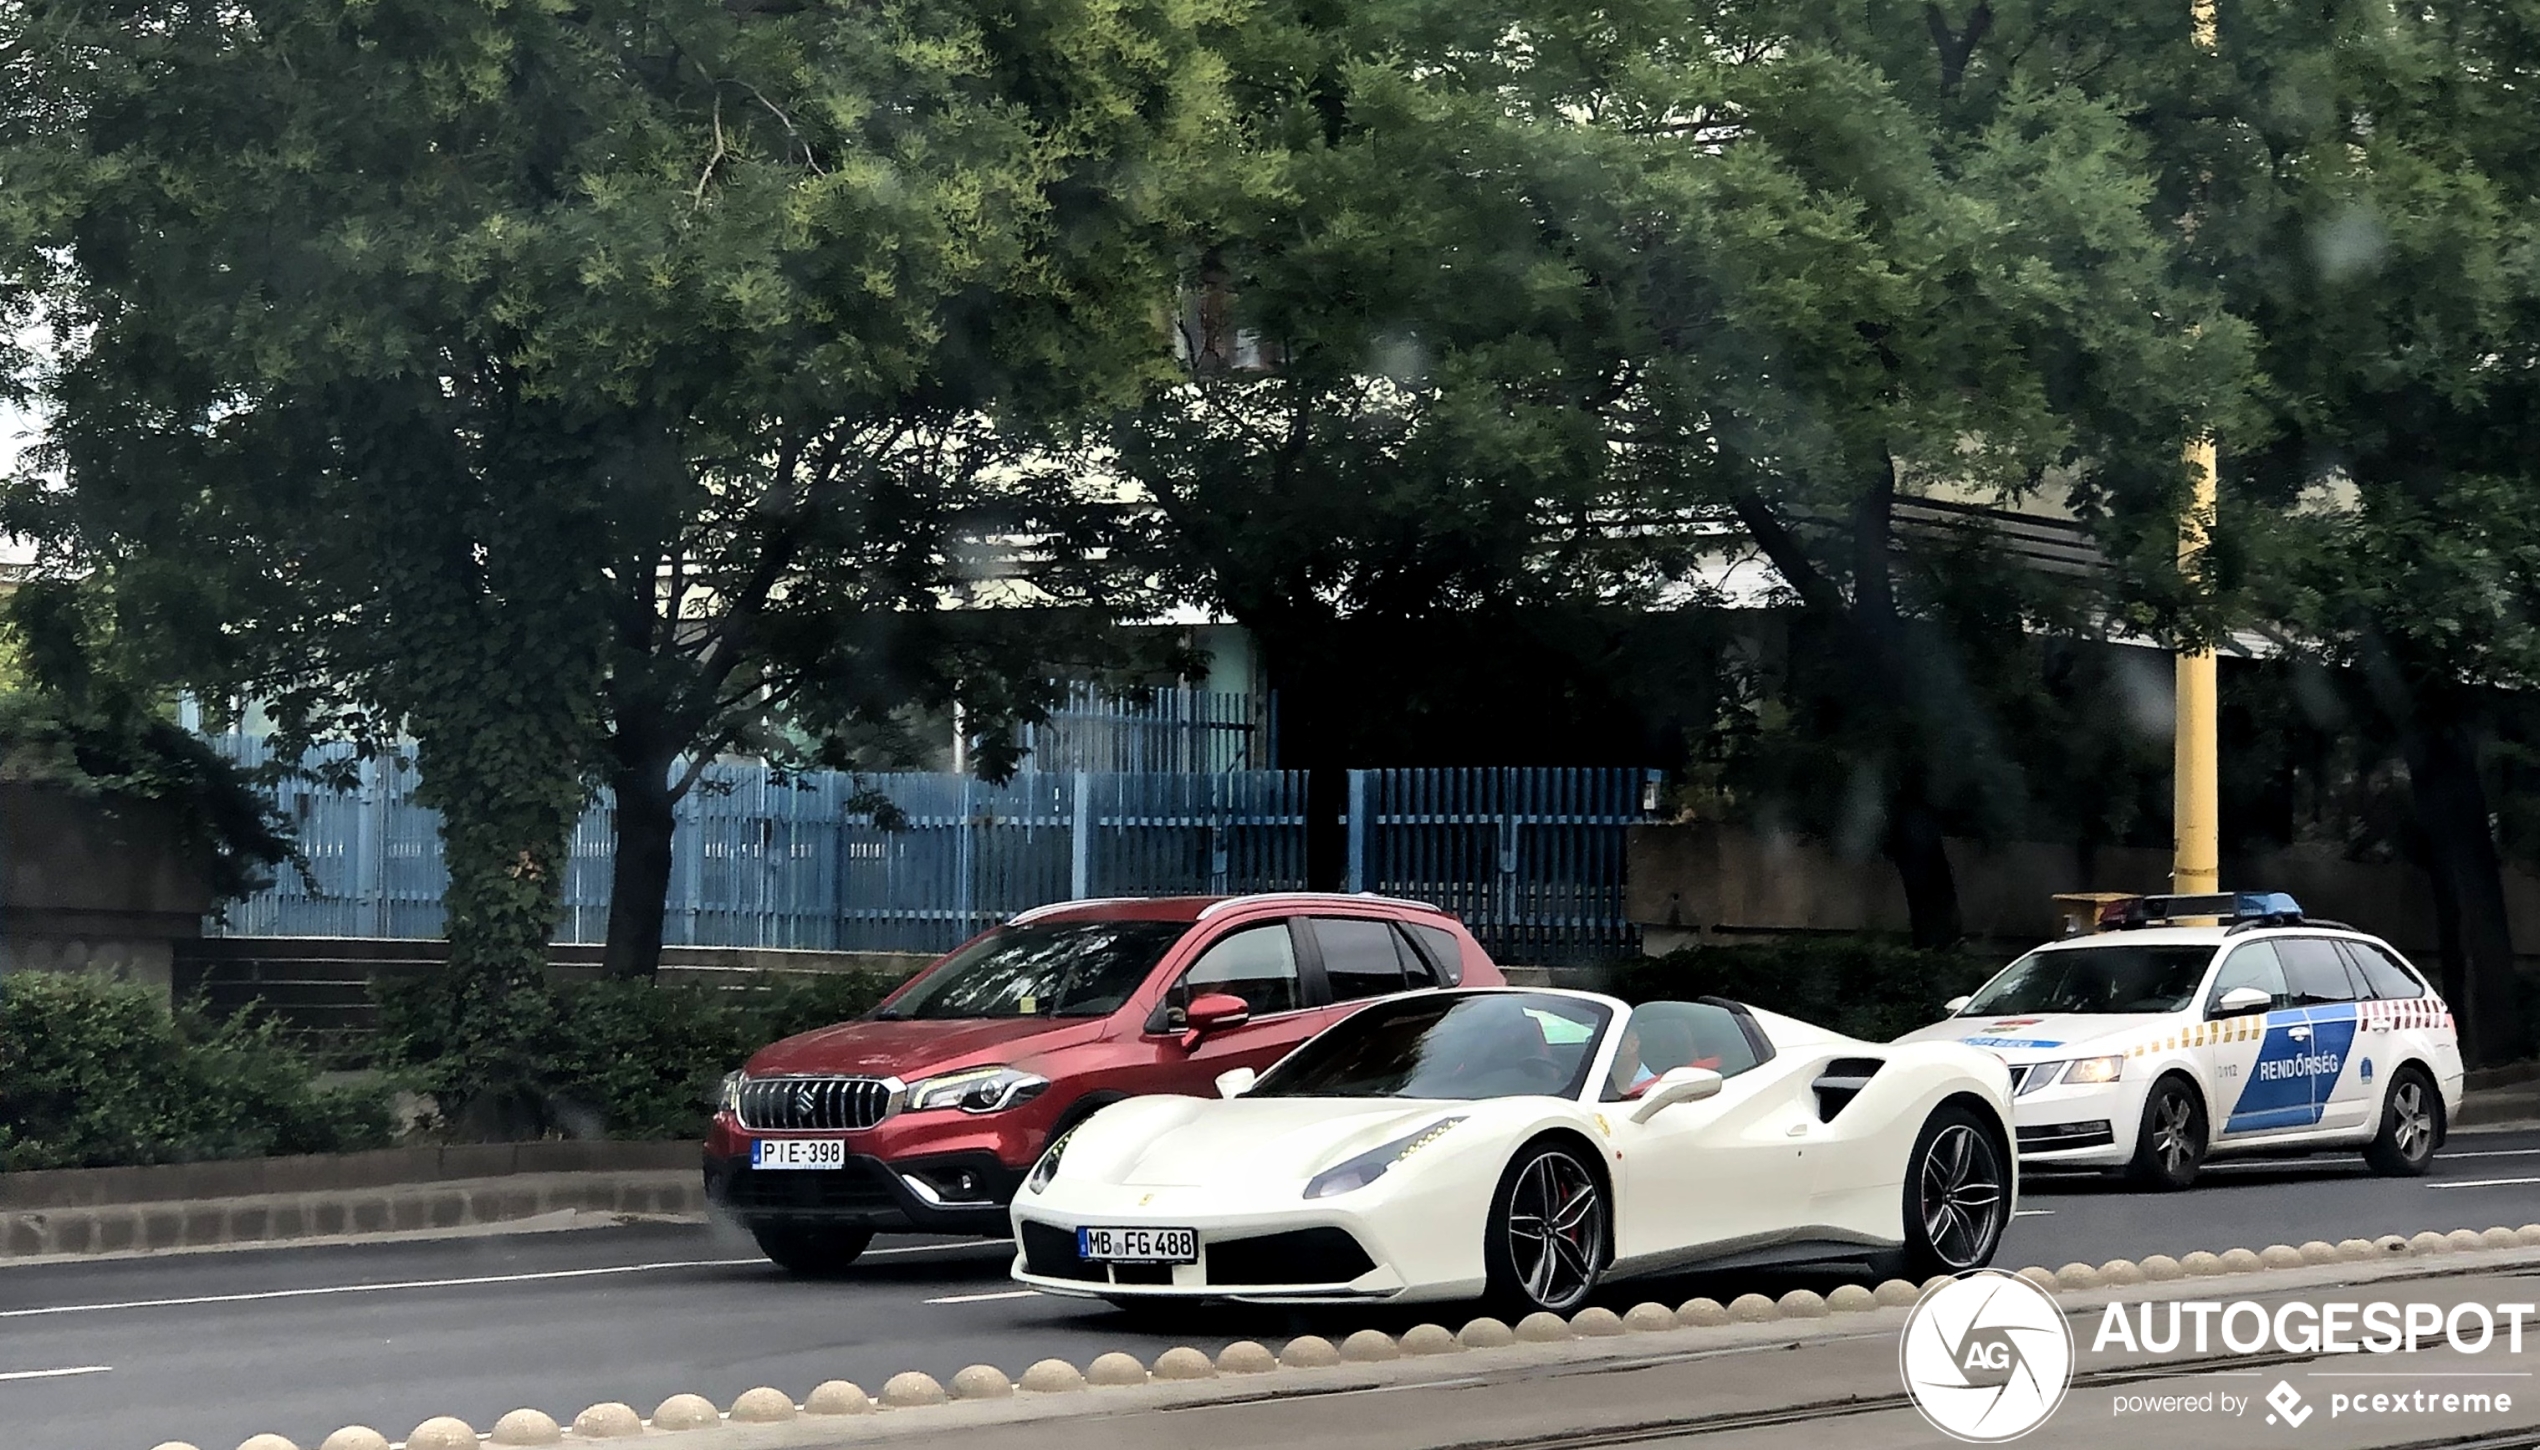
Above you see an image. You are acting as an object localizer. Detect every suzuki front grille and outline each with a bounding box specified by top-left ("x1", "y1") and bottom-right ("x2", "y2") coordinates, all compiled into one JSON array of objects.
[{"x1": 736, "y1": 1076, "x2": 894, "y2": 1132}]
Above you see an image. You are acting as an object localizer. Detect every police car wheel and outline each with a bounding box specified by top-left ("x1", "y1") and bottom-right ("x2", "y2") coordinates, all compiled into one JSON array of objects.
[
  {"x1": 2363, "y1": 1068, "x2": 2439, "y2": 1177},
  {"x1": 2124, "y1": 1077, "x2": 2207, "y2": 1190}
]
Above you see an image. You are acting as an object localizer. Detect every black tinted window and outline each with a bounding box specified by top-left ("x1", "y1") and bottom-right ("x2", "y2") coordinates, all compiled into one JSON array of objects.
[
  {"x1": 2275, "y1": 937, "x2": 2359, "y2": 1005},
  {"x1": 1407, "y1": 923, "x2": 1465, "y2": 985},
  {"x1": 1313, "y1": 917, "x2": 1407, "y2": 1001},
  {"x1": 2340, "y1": 941, "x2": 2426, "y2": 1000},
  {"x1": 1254, "y1": 992, "x2": 1611, "y2": 1100},
  {"x1": 1963, "y1": 945, "x2": 2214, "y2": 1015},
  {"x1": 883, "y1": 920, "x2": 1186, "y2": 1019}
]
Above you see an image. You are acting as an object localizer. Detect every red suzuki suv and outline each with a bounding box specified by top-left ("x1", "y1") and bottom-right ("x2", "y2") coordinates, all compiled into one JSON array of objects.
[{"x1": 703, "y1": 893, "x2": 1503, "y2": 1272}]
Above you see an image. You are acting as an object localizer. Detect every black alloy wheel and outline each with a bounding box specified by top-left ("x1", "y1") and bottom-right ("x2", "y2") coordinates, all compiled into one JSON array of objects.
[
  {"x1": 2126, "y1": 1077, "x2": 2208, "y2": 1190},
  {"x1": 1892, "y1": 1106, "x2": 2010, "y2": 1279}
]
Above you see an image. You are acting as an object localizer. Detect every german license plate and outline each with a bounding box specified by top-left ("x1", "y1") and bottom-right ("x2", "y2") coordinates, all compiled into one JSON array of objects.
[
  {"x1": 1077, "y1": 1226, "x2": 1198, "y2": 1263},
  {"x1": 751, "y1": 1139, "x2": 846, "y2": 1170}
]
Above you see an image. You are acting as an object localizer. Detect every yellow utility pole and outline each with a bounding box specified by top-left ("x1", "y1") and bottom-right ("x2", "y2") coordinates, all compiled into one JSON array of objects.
[{"x1": 2175, "y1": 0, "x2": 2222, "y2": 896}]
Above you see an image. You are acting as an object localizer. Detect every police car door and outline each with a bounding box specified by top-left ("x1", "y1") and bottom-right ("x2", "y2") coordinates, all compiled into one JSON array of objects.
[
  {"x1": 2270, "y1": 937, "x2": 2365, "y2": 1135},
  {"x1": 2199, "y1": 940, "x2": 2300, "y2": 1139}
]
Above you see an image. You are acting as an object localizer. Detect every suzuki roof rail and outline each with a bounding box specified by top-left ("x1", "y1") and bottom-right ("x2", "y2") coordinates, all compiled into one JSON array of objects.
[{"x1": 1197, "y1": 891, "x2": 1451, "y2": 919}]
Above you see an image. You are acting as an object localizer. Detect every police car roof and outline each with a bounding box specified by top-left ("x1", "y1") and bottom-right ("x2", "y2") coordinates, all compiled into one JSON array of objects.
[{"x1": 2035, "y1": 922, "x2": 2371, "y2": 951}]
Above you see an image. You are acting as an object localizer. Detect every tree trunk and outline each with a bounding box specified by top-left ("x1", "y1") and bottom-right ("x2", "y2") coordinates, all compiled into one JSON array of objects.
[
  {"x1": 1885, "y1": 784, "x2": 1964, "y2": 949},
  {"x1": 2401, "y1": 717, "x2": 2520, "y2": 1067},
  {"x1": 602, "y1": 747, "x2": 682, "y2": 980}
]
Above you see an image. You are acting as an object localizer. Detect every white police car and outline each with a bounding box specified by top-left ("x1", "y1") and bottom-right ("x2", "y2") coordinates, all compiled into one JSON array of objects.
[{"x1": 1893, "y1": 893, "x2": 2464, "y2": 1189}]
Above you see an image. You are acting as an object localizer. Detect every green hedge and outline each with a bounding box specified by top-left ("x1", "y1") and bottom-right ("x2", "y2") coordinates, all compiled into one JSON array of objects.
[
  {"x1": 1, "y1": 973, "x2": 394, "y2": 1171},
  {"x1": 375, "y1": 971, "x2": 902, "y2": 1140},
  {"x1": 1607, "y1": 936, "x2": 2001, "y2": 1044}
]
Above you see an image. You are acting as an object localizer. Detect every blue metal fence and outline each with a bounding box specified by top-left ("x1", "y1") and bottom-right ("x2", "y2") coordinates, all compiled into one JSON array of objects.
[{"x1": 205, "y1": 739, "x2": 1652, "y2": 963}]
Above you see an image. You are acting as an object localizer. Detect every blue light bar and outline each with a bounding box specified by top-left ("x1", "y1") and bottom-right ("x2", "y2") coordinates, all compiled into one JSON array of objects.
[{"x1": 2112, "y1": 891, "x2": 2304, "y2": 928}]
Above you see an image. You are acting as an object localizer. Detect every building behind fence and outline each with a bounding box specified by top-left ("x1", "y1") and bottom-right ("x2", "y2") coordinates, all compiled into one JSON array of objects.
[{"x1": 207, "y1": 738, "x2": 1656, "y2": 965}]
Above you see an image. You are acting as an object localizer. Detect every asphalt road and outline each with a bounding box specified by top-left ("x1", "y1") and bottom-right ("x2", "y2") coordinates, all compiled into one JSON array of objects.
[{"x1": 7, "y1": 1125, "x2": 2537, "y2": 1450}]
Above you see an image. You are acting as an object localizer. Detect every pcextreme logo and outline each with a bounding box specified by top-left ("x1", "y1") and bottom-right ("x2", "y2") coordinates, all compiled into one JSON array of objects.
[{"x1": 1900, "y1": 1271, "x2": 2076, "y2": 1442}]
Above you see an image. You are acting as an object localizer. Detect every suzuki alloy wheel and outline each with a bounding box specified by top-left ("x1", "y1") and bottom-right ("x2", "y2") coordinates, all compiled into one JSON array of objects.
[
  {"x1": 1891, "y1": 1106, "x2": 2009, "y2": 1279},
  {"x1": 750, "y1": 1223, "x2": 874, "y2": 1276},
  {"x1": 2363, "y1": 1068, "x2": 2439, "y2": 1177},
  {"x1": 2125, "y1": 1076, "x2": 2208, "y2": 1191},
  {"x1": 1485, "y1": 1142, "x2": 1608, "y2": 1315}
]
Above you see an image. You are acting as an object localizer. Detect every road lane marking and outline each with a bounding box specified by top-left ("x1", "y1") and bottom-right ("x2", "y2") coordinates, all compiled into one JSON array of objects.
[
  {"x1": 2425, "y1": 1175, "x2": 2540, "y2": 1190},
  {"x1": 0, "y1": 1241, "x2": 1004, "y2": 1320},
  {"x1": 2444, "y1": 1147, "x2": 2540, "y2": 1158},
  {"x1": 924, "y1": 1290, "x2": 1040, "y2": 1304},
  {"x1": 0, "y1": 1366, "x2": 111, "y2": 1382},
  {"x1": 2013, "y1": 1210, "x2": 2054, "y2": 1217}
]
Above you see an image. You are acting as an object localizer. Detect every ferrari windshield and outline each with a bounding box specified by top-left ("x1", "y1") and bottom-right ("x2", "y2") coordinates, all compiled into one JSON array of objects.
[
  {"x1": 877, "y1": 919, "x2": 1186, "y2": 1019},
  {"x1": 1252, "y1": 992, "x2": 1612, "y2": 1100},
  {"x1": 1959, "y1": 944, "x2": 2216, "y2": 1016}
]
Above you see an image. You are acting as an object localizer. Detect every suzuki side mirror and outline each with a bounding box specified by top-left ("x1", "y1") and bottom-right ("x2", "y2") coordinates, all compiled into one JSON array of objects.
[
  {"x1": 1179, "y1": 992, "x2": 1251, "y2": 1049},
  {"x1": 1214, "y1": 1067, "x2": 1257, "y2": 1098},
  {"x1": 1628, "y1": 1066, "x2": 1724, "y2": 1124},
  {"x1": 1943, "y1": 995, "x2": 1973, "y2": 1014},
  {"x1": 2213, "y1": 986, "x2": 2272, "y2": 1017}
]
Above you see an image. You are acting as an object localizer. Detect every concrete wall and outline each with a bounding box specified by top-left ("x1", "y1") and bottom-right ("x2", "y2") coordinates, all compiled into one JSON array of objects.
[
  {"x1": 0, "y1": 783, "x2": 217, "y2": 992},
  {"x1": 1627, "y1": 822, "x2": 2540, "y2": 967}
]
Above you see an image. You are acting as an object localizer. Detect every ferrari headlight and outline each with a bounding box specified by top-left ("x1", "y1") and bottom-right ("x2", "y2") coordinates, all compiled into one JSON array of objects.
[
  {"x1": 907, "y1": 1065, "x2": 1050, "y2": 1114},
  {"x1": 2063, "y1": 1055, "x2": 2125, "y2": 1086},
  {"x1": 1304, "y1": 1117, "x2": 1465, "y2": 1200},
  {"x1": 1026, "y1": 1127, "x2": 1076, "y2": 1194},
  {"x1": 719, "y1": 1070, "x2": 745, "y2": 1117}
]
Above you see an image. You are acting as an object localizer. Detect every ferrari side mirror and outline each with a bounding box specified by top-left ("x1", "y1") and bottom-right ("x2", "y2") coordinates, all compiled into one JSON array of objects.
[
  {"x1": 1629, "y1": 1066, "x2": 1724, "y2": 1124},
  {"x1": 1215, "y1": 1067, "x2": 1257, "y2": 1098}
]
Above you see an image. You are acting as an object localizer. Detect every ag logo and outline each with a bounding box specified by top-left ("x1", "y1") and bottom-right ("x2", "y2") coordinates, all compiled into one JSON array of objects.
[{"x1": 1899, "y1": 1270, "x2": 2074, "y2": 1442}]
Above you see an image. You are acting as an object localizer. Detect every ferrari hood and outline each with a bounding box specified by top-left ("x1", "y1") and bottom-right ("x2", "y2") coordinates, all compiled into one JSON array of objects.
[
  {"x1": 1079, "y1": 1098, "x2": 1476, "y2": 1189},
  {"x1": 1894, "y1": 1013, "x2": 2171, "y2": 1059}
]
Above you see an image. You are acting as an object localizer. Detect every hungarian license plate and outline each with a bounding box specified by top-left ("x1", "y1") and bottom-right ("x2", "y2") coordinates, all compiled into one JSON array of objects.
[
  {"x1": 751, "y1": 1139, "x2": 846, "y2": 1171},
  {"x1": 1077, "y1": 1225, "x2": 1198, "y2": 1263}
]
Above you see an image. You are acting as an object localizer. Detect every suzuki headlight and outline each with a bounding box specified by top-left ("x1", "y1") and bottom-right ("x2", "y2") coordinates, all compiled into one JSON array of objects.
[
  {"x1": 906, "y1": 1065, "x2": 1051, "y2": 1114},
  {"x1": 1304, "y1": 1118, "x2": 1465, "y2": 1200},
  {"x1": 719, "y1": 1070, "x2": 745, "y2": 1117},
  {"x1": 2063, "y1": 1056, "x2": 2125, "y2": 1086},
  {"x1": 1026, "y1": 1127, "x2": 1076, "y2": 1194}
]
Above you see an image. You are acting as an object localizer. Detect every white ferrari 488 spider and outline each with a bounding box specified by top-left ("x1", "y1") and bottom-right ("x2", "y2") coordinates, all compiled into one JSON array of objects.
[{"x1": 1010, "y1": 987, "x2": 2015, "y2": 1314}]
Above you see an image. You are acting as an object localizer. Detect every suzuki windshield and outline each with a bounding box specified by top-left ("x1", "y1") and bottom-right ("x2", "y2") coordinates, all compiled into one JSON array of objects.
[
  {"x1": 878, "y1": 920, "x2": 1187, "y2": 1019},
  {"x1": 1253, "y1": 992, "x2": 1612, "y2": 1100},
  {"x1": 1959, "y1": 945, "x2": 2216, "y2": 1016}
]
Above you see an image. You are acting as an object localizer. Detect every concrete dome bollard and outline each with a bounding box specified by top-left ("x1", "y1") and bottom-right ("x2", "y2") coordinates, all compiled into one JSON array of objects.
[
  {"x1": 1627, "y1": 1300, "x2": 1684, "y2": 1329},
  {"x1": 488, "y1": 1409, "x2": 563, "y2": 1445},
  {"x1": 2218, "y1": 1248, "x2": 2264, "y2": 1274},
  {"x1": 237, "y1": 1437, "x2": 300, "y2": 1450},
  {"x1": 1874, "y1": 1280, "x2": 1921, "y2": 1307},
  {"x1": 318, "y1": 1432, "x2": 391, "y2": 1450},
  {"x1": 2180, "y1": 1251, "x2": 2226, "y2": 1277},
  {"x1": 2447, "y1": 1228, "x2": 2489, "y2": 1252},
  {"x1": 2410, "y1": 1231, "x2": 2451, "y2": 1255},
  {"x1": 2482, "y1": 1226, "x2": 2519, "y2": 1249},
  {"x1": 1678, "y1": 1297, "x2": 1732, "y2": 1326},
  {"x1": 1086, "y1": 1351, "x2": 1149, "y2": 1386},
  {"x1": 1217, "y1": 1342, "x2": 1279, "y2": 1374},
  {"x1": 1153, "y1": 1347, "x2": 1219, "y2": 1379},
  {"x1": 2017, "y1": 1267, "x2": 2061, "y2": 1292},
  {"x1": 2098, "y1": 1261, "x2": 2145, "y2": 1287},
  {"x1": 1021, "y1": 1360, "x2": 1089, "y2": 1392},
  {"x1": 1776, "y1": 1290, "x2": 1830, "y2": 1318},
  {"x1": 2520, "y1": 1224, "x2": 2540, "y2": 1247},
  {"x1": 2299, "y1": 1241, "x2": 2341, "y2": 1265},
  {"x1": 803, "y1": 1383, "x2": 873, "y2": 1416},
  {"x1": 404, "y1": 1420, "x2": 479, "y2": 1450},
  {"x1": 2258, "y1": 1245, "x2": 2304, "y2": 1271},
  {"x1": 1459, "y1": 1317, "x2": 1517, "y2": 1348},
  {"x1": 1516, "y1": 1312, "x2": 1574, "y2": 1342},
  {"x1": 2140, "y1": 1254, "x2": 2185, "y2": 1282},
  {"x1": 570, "y1": 1404, "x2": 644, "y2": 1437},
  {"x1": 880, "y1": 1372, "x2": 948, "y2": 1408},
  {"x1": 1728, "y1": 1293, "x2": 1780, "y2": 1323},
  {"x1": 949, "y1": 1366, "x2": 1014, "y2": 1400},
  {"x1": 649, "y1": 1396, "x2": 719, "y2": 1430},
  {"x1": 1572, "y1": 1307, "x2": 1628, "y2": 1337},
  {"x1": 726, "y1": 1388, "x2": 795, "y2": 1423},
  {"x1": 1401, "y1": 1323, "x2": 1463, "y2": 1355},
  {"x1": 2055, "y1": 1263, "x2": 2103, "y2": 1290},
  {"x1": 1280, "y1": 1336, "x2": 1342, "y2": 1368}
]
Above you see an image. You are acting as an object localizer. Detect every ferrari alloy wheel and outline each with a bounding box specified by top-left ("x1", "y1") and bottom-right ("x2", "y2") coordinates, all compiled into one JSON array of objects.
[
  {"x1": 1485, "y1": 1143, "x2": 1608, "y2": 1314},
  {"x1": 1891, "y1": 1107, "x2": 2008, "y2": 1279},
  {"x1": 2364, "y1": 1068, "x2": 2439, "y2": 1177},
  {"x1": 2125, "y1": 1076, "x2": 2207, "y2": 1190}
]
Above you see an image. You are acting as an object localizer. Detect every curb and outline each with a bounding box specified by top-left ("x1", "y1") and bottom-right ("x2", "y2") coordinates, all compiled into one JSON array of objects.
[
  {"x1": 157, "y1": 1222, "x2": 2540, "y2": 1450},
  {"x1": 2, "y1": 1171, "x2": 702, "y2": 1262}
]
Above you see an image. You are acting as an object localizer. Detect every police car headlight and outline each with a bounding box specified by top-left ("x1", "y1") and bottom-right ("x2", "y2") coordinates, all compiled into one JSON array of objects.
[{"x1": 2063, "y1": 1056, "x2": 2124, "y2": 1086}]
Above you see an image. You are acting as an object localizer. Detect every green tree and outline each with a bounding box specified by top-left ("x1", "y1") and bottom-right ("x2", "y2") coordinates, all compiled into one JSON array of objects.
[{"x1": 1, "y1": 0, "x2": 1225, "y2": 1119}]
